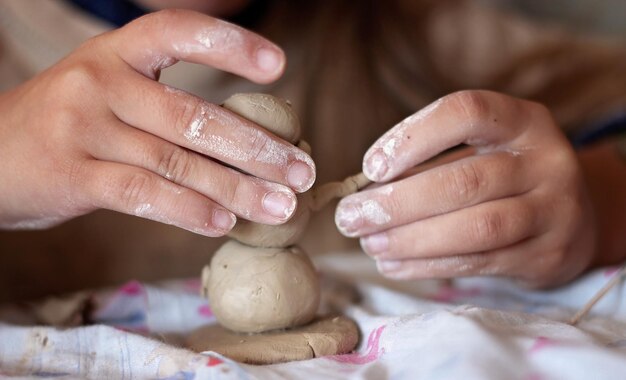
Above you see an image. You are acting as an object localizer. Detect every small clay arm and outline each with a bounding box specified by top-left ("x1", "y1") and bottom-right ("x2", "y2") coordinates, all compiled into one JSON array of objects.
[{"x1": 310, "y1": 172, "x2": 371, "y2": 212}]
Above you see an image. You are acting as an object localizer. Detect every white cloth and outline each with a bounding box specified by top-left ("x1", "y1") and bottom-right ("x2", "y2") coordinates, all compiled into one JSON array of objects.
[{"x1": 1, "y1": 253, "x2": 626, "y2": 379}]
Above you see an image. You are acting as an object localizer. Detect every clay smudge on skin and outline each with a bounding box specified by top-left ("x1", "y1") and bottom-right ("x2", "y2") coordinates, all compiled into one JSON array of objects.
[
  {"x1": 377, "y1": 99, "x2": 443, "y2": 155},
  {"x1": 173, "y1": 23, "x2": 245, "y2": 57},
  {"x1": 336, "y1": 198, "x2": 391, "y2": 236},
  {"x1": 419, "y1": 256, "x2": 498, "y2": 277},
  {"x1": 133, "y1": 202, "x2": 221, "y2": 235},
  {"x1": 280, "y1": 191, "x2": 297, "y2": 218},
  {"x1": 159, "y1": 179, "x2": 183, "y2": 195},
  {"x1": 141, "y1": 49, "x2": 177, "y2": 76},
  {"x1": 184, "y1": 104, "x2": 314, "y2": 169},
  {"x1": 382, "y1": 137, "x2": 397, "y2": 157},
  {"x1": 7, "y1": 215, "x2": 65, "y2": 230},
  {"x1": 360, "y1": 200, "x2": 391, "y2": 225},
  {"x1": 163, "y1": 85, "x2": 186, "y2": 97},
  {"x1": 195, "y1": 29, "x2": 215, "y2": 49},
  {"x1": 335, "y1": 204, "x2": 360, "y2": 233},
  {"x1": 150, "y1": 54, "x2": 177, "y2": 72},
  {"x1": 195, "y1": 26, "x2": 244, "y2": 51},
  {"x1": 184, "y1": 104, "x2": 213, "y2": 141},
  {"x1": 134, "y1": 203, "x2": 152, "y2": 216},
  {"x1": 375, "y1": 185, "x2": 394, "y2": 196},
  {"x1": 422, "y1": 258, "x2": 478, "y2": 277},
  {"x1": 364, "y1": 99, "x2": 443, "y2": 179},
  {"x1": 133, "y1": 203, "x2": 174, "y2": 225}
]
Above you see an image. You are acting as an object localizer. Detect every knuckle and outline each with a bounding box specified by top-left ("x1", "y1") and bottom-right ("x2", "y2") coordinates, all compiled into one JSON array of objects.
[
  {"x1": 120, "y1": 172, "x2": 154, "y2": 210},
  {"x1": 248, "y1": 133, "x2": 272, "y2": 162},
  {"x1": 157, "y1": 146, "x2": 194, "y2": 183},
  {"x1": 53, "y1": 61, "x2": 102, "y2": 94},
  {"x1": 63, "y1": 160, "x2": 91, "y2": 207},
  {"x1": 171, "y1": 96, "x2": 208, "y2": 139},
  {"x1": 472, "y1": 211, "x2": 504, "y2": 243},
  {"x1": 444, "y1": 163, "x2": 482, "y2": 204},
  {"x1": 218, "y1": 171, "x2": 242, "y2": 206},
  {"x1": 450, "y1": 90, "x2": 491, "y2": 124}
]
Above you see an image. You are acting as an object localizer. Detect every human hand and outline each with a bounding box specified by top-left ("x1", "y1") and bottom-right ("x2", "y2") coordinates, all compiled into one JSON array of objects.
[
  {"x1": 0, "y1": 10, "x2": 315, "y2": 236},
  {"x1": 335, "y1": 90, "x2": 595, "y2": 287}
]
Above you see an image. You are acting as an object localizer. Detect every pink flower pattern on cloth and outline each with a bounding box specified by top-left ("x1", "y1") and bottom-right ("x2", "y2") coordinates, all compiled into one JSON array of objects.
[{"x1": 2, "y1": 264, "x2": 626, "y2": 379}]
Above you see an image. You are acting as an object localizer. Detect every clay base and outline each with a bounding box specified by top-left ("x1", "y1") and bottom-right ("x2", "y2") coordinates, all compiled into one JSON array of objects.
[{"x1": 186, "y1": 315, "x2": 359, "y2": 365}]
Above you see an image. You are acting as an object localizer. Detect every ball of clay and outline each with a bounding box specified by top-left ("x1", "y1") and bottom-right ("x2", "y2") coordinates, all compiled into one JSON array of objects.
[
  {"x1": 228, "y1": 191, "x2": 313, "y2": 248},
  {"x1": 202, "y1": 240, "x2": 320, "y2": 333},
  {"x1": 223, "y1": 93, "x2": 301, "y2": 143}
]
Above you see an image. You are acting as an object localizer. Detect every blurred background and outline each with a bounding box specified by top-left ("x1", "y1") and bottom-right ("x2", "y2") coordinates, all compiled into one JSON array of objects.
[
  {"x1": 481, "y1": 0, "x2": 626, "y2": 38},
  {"x1": 1, "y1": 0, "x2": 624, "y2": 303}
]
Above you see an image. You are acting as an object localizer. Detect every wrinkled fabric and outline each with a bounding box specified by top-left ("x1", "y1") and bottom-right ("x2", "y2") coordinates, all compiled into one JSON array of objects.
[{"x1": 1, "y1": 253, "x2": 625, "y2": 379}]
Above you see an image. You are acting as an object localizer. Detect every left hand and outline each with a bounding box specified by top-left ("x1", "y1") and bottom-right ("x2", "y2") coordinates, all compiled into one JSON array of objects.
[{"x1": 335, "y1": 90, "x2": 596, "y2": 288}]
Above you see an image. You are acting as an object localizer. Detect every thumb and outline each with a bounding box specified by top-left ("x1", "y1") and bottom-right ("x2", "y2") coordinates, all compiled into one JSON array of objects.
[{"x1": 106, "y1": 9, "x2": 285, "y2": 83}]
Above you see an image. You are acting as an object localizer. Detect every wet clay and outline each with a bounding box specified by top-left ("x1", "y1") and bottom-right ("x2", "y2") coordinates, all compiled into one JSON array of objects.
[
  {"x1": 223, "y1": 93, "x2": 301, "y2": 144},
  {"x1": 201, "y1": 93, "x2": 368, "y2": 343},
  {"x1": 223, "y1": 93, "x2": 313, "y2": 248},
  {"x1": 202, "y1": 240, "x2": 319, "y2": 333},
  {"x1": 311, "y1": 172, "x2": 371, "y2": 211},
  {"x1": 186, "y1": 315, "x2": 359, "y2": 364},
  {"x1": 229, "y1": 192, "x2": 313, "y2": 248}
]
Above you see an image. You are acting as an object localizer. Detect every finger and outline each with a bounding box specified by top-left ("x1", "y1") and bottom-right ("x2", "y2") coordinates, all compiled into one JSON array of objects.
[
  {"x1": 105, "y1": 75, "x2": 315, "y2": 192},
  {"x1": 359, "y1": 197, "x2": 538, "y2": 260},
  {"x1": 395, "y1": 146, "x2": 476, "y2": 180},
  {"x1": 363, "y1": 90, "x2": 544, "y2": 182},
  {"x1": 374, "y1": 244, "x2": 526, "y2": 280},
  {"x1": 76, "y1": 160, "x2": 236, "y2": 237},
  {"x1": 374, "y1": 235, "x2": 557, "y2": 285},
  {"x1": 336, "y1": 151, "x2": 529, "y2": 237},
  {"x1": 85, "y1": 118, "x2": 298, "y2": 224},
  {"x1": 108, "y1": 9, "x2": 285, "y2": 83}
]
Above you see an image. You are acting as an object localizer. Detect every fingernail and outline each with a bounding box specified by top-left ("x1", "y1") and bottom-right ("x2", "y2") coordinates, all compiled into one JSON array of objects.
[
  {"x1": 361, "y1": 233, "x2": 389, "y2": 255},
  {"x1": 256, "y1": 47, "x2": 282, "y2": 73},
  {"x1": 376, "y1": 260, "x2": 403, "y2": 273},
  {"x1": 262, "y1": 191, "x2": 296, "y2": 220},
  {"x1": 363, "y1": 151, "x2": 388, "y2": 181},
  {"x1": 335, "y1": 203, "x2": 361, "y2": 236},
  {"x1": 287, "y1": 161, "x2": 314, "y2": 192},
  {"x1": 212, "y1": 209, "x2": 235, "y2": 231}
]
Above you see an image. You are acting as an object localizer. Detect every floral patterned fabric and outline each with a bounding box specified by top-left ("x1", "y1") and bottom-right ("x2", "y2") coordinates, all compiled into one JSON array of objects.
[{"x1": 1, "y1": 254, "x2": 626, "y2": 379}]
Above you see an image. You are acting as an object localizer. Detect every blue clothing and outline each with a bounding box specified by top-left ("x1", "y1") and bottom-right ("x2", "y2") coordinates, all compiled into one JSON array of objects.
[
  {"x1": 66, "y1": 0, "x2": 146, "y2": 26},
  {"x1": 571, "y1": 112, "x2": 626, "y2": 148},
  {"x1": 65, "y1": 0, "x2": 268, "y2": 28}
]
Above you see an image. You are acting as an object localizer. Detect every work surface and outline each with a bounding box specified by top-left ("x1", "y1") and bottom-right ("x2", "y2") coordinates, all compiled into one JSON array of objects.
[{"x1": 1, "y1": 252, "x2": 625, "y2": 379}]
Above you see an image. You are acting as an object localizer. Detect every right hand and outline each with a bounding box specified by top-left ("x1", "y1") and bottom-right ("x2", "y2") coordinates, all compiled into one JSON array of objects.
[{"x1": 0, "y1": 9, "x2": 315, "y2": 236}]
